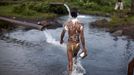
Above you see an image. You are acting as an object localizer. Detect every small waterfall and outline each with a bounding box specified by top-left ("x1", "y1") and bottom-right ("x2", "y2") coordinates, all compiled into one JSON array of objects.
[
  {"x1": 43, "y1": 30, "x2": 86, "y2": 75},
  {"x1": 43, "y1": 29, "x2": 66, "y2": 49},
  {"x1": 64, "y1": 4, "x2": 71, "y2": 18}
]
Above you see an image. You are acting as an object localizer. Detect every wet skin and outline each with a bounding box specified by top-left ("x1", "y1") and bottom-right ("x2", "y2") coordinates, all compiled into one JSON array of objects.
[
  {"x1": 128, "y1": 58, "x2": 134, "y2": 75},
  {"x1": 60, "y1": 18, "x2": 87, "y2": 74}
]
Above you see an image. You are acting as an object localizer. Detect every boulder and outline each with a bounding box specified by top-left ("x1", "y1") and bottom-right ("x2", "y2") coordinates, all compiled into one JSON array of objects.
[
  {"x1": 90, "y1": 19, "x2": 108, "y2": 27},
  {"x1": 112, "y1": 30, "x2": 123, "y2": 36}
]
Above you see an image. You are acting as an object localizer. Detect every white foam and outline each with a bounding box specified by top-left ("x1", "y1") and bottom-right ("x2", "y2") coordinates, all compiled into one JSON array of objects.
[
  {"x1": 71, "y1": 58, "x2": 86, "y2": 75},
  {"x1": 43, "y1": 30, "x2": 66, "y2": 49},
  {"x1": 78, "y1": 15, "x2": 87, "y2": 18},
  {"x1": 64, "y1": 4, "x2": 71, "y2": 18}
]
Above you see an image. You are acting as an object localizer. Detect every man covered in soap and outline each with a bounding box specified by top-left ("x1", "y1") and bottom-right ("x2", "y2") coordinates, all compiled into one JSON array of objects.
[{"x1": 60, "y1": 8, "x2": 87, "y2": 75}]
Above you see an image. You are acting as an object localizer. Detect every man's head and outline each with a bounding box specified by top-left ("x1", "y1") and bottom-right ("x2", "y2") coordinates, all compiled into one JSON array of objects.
[{"x1": 71, "y1": 8, "x2": 78, "y2": 18}]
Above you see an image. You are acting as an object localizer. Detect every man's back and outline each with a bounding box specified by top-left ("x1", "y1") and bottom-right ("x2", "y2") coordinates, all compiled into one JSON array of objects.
[{"x1": 64, "y1": 18, "x2": 83, "y2": 43}]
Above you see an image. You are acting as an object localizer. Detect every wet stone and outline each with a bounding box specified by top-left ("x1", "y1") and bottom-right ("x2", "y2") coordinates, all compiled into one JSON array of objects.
[{"x1": 6, "y1": 39, "x2": 12, "y2": 43}]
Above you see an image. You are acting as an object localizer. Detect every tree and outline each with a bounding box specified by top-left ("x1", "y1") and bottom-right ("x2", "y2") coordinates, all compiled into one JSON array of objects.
[{"x1": 131, "y1": 0, "x2": 134, "y2": 14}]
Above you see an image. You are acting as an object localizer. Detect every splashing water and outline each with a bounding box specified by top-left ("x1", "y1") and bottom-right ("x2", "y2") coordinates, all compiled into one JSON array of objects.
[
  {"x1": 43, "y1": 30, "x2": 86, "y2": 75},
  {"x1": 71, "y1": 57, "x2": 86, "y2": 75},
  {"x1": 43, "y1": 29, "x2": 66, "y2": 49},
  {"x1": 64, "y1": 4, "x2": 71, "y2": 18}
]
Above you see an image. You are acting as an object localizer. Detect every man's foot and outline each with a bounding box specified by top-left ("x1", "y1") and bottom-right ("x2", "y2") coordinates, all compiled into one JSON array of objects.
[
  {"x1": 73, "y1": 57, "x2": 77, "y2": 64},
  {"x1": 68, "y1": 71, "x2": 72, "y2": 75}
]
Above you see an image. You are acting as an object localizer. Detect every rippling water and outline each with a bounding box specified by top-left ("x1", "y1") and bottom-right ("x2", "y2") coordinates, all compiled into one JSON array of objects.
[{"x1": 0, "y1": 15, "x2": 134, "y2": 75}]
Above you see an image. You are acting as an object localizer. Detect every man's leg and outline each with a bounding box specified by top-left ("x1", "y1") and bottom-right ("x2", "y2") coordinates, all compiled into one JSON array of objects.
[
  {"x1": 115, "y1": 2, "x2": 119, "y2": 10},
  {"x1": 67, "y1": 43, "x2": 73, "y2": 75},
  {"x1": 120, "y1": 2, "x2": 123, "y2": 10},
  {"x1": 128, "y1": 58, "x2": 134, "y2": 75},
  {"x1": 72, "y1": 43, "x2": 80, "y2": 64},
  {"x1": 67, "y1": 42, "x2": 80, "y2": 75},
  {"x1": 73, "y1": 43, "x2": 80, "y2": 57}
]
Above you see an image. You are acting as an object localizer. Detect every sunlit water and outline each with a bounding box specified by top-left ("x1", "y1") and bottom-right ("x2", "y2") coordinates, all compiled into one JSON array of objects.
[{"x1": 0, "y1": 15, "x2": 134, "y2": 75}]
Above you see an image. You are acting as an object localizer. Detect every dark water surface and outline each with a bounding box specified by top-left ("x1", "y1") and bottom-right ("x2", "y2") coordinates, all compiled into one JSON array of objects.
[{"x1": 0, "y1": 15, "x2": 134, "y2": 75}]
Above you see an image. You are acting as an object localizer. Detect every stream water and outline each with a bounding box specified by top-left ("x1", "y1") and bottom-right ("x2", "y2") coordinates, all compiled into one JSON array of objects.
[{"x1": 0, "y1": 15, "x2": 134, "y2": 75}]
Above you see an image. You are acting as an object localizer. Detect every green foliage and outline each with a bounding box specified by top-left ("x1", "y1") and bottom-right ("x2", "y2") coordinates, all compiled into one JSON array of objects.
[
  {"x1": 100, "y1": 6, "x2": 113, "y2": 13},
  {"x1": 81, "y1": 0, "x2": 115, "y2": 6},
  {"x1": 42, "y1": 13, "x2": 57, "y2": 19},
  {"x1": 28, "y1": 2, "x2": 49, "y2": 12},
  {"x1": 48, "y1": 5, "x2": 67, "y2": 14},
  {"x1": 109, "y1": 16, "x2": 122, "y2": 25},
  {"x1": 12, "y1": 3, "x2": 26, "y2": 13},
  {"x1": 96, "y1": 0, "x2": 114, "y2": 6},
  {"x1": 12, "y1": 3, "x2": 37, "y2": 16},
  {"x1": 0, "y1": 5, "x2": 13, "y2": 15},
  {"x1": 108, "y1": 16, "x2": 134, "y2": 27},
  {"x1": 13, "y1": 2, "x2": 50, "y2": 14},
  {"x1": 21, "y1": 9, "x2": 36, "y2": 16},
  {"x1": 12, "y1": 1, "x2": 67, "y2": 15},
  {"x1": 22, "y1": 0, "x2": 64, "y2": 2},
  {"x1": 124, "y1": 0, "x2": 131, "y2": 7},
  {"x1": 0, "y1": 0, "x2": 132, "y2": 19},
  {"x1": 83, "y1": 2, "x2": 100, "y2": 10}
]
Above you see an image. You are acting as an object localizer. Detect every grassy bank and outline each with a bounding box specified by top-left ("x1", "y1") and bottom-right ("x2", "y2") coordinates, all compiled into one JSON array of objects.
[
  {"x1": 0, "y1": 4, "x2": 57, "y2": 19},
  {"x1": 0, "y1": 0, "x2": 131, "y2": 18},
  {"x1": 91, "y1": 15, "x2": 134, "y2": 39},
  {"x1": 0, "y1": 0, "x2": 133, "y2": 39}
]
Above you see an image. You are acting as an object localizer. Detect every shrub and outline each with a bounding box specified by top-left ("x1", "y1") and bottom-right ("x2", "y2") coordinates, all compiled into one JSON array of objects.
[
  {"x1": 12, "y1": 3, "x2": 27, "y2": 13},
  {"x1": 82, "y1": 2, "x2": 100, "y2": 10},
  {"x1": 28, "y1": 2, "x2": 36, "y2": 10},
  {"x1": 21, "y1": 8, "x2": 36, "y2": 16},
  {"x1": 12, "y1": 3, "x2": 37, "y2": 16},
  {"x1": 124, "y1": 0, "x2": 131, "y2": 8},
  {"x1": 101, "y1": 6, "x2": 113, "y2": 13},
  {"x1": 30, "y1": 2, "x2": 49, "y2": 12},
  {"x1": 87, "y1": 0, "x2": 115, "y2": 6},
  {"x1": 48, "y1": 5, "x2": 67, "y2": 14}
]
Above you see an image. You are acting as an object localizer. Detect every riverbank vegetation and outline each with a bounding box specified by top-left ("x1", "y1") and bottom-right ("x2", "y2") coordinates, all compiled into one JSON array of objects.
[
  {"x1": 0, "y1": 0, "x2": 132, "y2": 17},
  {"x1": 91, "y1": 14, "x2": 134, "y2": 39},
  {"x1": 0, "y1": 0, "x2": 131, "y2": 18},
  {"x1": 0, "y1": 3, "x2": 57, "y2": 19},
  {"x1": 0, "y1": 0, "x2": 134, "y2": 38}
]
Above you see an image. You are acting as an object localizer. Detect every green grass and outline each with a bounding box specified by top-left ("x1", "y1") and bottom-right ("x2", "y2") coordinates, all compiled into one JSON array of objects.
[
  {"x1": 80, "y1": 9, "x2": 105, "y2": 15},
  {"x1": 128, "y1": 16, "x2": 134, "y2": 21},
  {"x1": 107, "y1": 15, "x2": 134, "y2": 28},
  {"x1": 0, "y1": 5, "x2": 13, "y2": 16},
  {"x1": 0, "y1": 5, "x2": 57, "y2": 19},
  {"x1": 0, "y1": 1, "x2": 132, "y2": 20}
]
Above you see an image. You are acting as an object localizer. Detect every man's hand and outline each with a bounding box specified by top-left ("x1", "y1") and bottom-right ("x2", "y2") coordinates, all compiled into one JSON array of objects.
[
  {"x1": 82, "y1": 48, "x2": 87, "y2": 59},
  {"x1": 60, "y1": 40, "x2": 64, "y2": 44},
  {"x1": 60, "y1": 29, "x2": 65, "y2": 44}
]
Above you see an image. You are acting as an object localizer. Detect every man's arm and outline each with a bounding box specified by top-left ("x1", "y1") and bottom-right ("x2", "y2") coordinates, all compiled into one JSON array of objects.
[
  {"x1": 60, "y1": 21, "x2": 69, "y2": 44},
  {"x1": 80, "y1": 26, "x2": 87, "y2": 55},
  {"x1": 60, "y1": 29, "x2": 66, "y2": 44}
]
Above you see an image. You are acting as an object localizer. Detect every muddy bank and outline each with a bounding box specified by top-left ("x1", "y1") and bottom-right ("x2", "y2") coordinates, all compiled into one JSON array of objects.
[
  {"x1": 90, "y1": 19, "x2": 134, "y2": 39},
  {"x1": 0, "y1": 20, "x2": 16, "y2": 34},
  {"x1": 1, "y1": 16, "x2": 62, "y2": 27}
]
